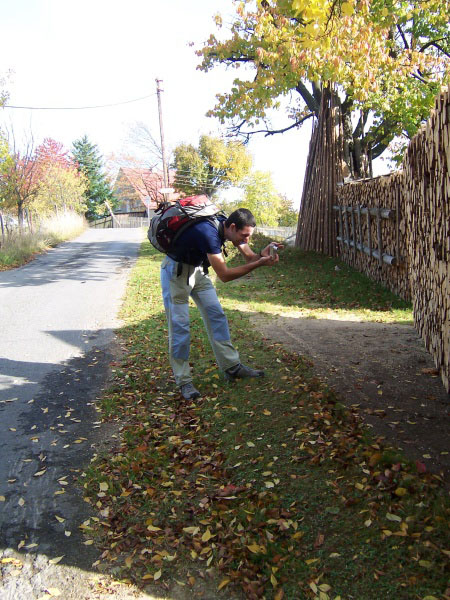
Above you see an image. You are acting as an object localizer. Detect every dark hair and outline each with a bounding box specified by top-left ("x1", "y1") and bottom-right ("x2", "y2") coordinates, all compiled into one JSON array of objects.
[{"x1": 225, "y1": 208, "x2": 256, "y2": 230}]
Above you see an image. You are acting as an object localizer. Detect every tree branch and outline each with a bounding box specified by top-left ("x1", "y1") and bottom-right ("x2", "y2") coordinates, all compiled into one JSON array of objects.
[
  {"x1": 228, "y1": 113, "x2": 314, "y2": 141},
  {"x1": 295, "y1": 81, "x2": 320, "y2": 114}
]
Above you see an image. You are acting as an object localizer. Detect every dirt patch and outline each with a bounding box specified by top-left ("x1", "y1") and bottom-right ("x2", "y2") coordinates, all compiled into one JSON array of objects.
[{"x1": 252, "y1": 312, "x2": 450, "y2": 484}]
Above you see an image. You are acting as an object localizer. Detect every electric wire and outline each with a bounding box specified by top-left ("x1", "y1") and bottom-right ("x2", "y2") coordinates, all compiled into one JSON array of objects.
[{"x1": 3, "y1": 93, "x2": 157, "y2": 111}]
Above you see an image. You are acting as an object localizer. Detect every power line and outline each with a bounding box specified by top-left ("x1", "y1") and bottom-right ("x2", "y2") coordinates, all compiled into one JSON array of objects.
[{"x1": 3, "y1": 92, "x2": 156, "y2": 111}]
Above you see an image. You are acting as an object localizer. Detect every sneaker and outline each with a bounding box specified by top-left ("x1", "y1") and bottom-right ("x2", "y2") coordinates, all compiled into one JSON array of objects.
[
  {"x1": 180, "y1": 382, "x2": 201, "y2": 400},
  {"x1": 225, "y1": 363, "x2": 265, "y2": 381}
]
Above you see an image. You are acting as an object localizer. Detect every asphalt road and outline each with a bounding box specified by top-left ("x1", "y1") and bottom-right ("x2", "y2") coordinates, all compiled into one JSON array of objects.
[{"x1": 0, "y1": 227, "x2": 151, "y2": 599}]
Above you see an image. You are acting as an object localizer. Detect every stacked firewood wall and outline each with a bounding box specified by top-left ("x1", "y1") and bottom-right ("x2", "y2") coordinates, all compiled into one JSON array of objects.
[
  {"x1": 335, "y1": 172, "x2": 409, "y2": 300},
  {"x1": 336, "y1": 85, "x2": 449, "y2": 392},
  {"x1": 403, "y1": 86, "x2": 449, "y2": 392}
]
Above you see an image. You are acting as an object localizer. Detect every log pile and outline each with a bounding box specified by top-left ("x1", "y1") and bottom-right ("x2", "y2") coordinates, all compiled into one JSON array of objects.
[
  {"x1": 403, "y1": 85, "x2": 449, "y2": 392},
  {"x1": 296, "y1": 86, "x2": 342, "y2": 256},
  {"x1": 336, "y1": 85, "x2": 449, "y2": 392},
  {"x1": 335, "y1": 172, "x2": 409, "y2": 300}
]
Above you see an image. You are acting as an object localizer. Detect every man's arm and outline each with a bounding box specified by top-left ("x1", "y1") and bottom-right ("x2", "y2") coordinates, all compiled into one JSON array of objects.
[{"x1": 208, "y1": 251, "x2": 274, "y2": 283}]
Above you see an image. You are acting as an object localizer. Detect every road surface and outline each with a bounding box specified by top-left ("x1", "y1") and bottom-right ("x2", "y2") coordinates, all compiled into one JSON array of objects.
[{"x1": 0, "y1": 227, "x2": 157, "y2": 599}]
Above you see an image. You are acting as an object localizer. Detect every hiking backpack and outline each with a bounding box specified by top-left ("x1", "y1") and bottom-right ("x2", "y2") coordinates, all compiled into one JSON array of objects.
[{"x1": 148, "y1": 195, "x2": 225, "y2": 255}]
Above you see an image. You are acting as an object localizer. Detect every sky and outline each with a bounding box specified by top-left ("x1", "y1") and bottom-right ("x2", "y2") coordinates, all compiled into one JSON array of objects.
[{"x1": 0, "y1": 0, "x2": 388, "y2": 209}]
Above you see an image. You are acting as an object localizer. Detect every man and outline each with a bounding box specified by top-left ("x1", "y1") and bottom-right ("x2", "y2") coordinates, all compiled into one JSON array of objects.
[{"x1": 160, "y1": 207, "x2": 280, "y2": 400}]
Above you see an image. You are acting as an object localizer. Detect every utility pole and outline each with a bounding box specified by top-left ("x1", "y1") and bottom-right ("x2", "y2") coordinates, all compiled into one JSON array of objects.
[{"x1": 155, "y1": 78, "x2": 169, "y2": 189}]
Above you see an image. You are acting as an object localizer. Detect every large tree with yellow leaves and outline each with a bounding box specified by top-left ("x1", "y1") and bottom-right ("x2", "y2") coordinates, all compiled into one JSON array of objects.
[{"x1": 198, "y1": 0, "x2": 449, "y2": 178}]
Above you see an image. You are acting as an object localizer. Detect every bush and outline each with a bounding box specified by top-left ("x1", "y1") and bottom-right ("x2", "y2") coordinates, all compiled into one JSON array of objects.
[{"x1": 0, "y1": 212, "x2": 86, "y2": 269}]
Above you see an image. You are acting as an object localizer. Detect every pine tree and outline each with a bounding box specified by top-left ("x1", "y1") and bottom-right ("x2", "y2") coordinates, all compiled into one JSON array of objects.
[{"x1": 71, "y1": 135, "x2": 114, "y2": 219}]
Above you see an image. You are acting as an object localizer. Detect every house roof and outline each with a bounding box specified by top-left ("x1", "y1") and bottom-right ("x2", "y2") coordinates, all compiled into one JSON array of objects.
[{"x1": 115, "y1": 167, "x2": 179, "y2": 205}]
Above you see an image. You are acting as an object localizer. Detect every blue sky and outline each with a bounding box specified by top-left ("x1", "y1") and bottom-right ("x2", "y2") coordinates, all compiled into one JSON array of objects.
[{"x1": 0, "y1": 0, "x2": 388, "y2": 208}]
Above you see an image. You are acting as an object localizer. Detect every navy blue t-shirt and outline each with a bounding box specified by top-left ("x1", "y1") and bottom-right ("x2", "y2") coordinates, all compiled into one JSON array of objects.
[{"x1": 169, "y1": 216, "x2": 226, "y2": 267}]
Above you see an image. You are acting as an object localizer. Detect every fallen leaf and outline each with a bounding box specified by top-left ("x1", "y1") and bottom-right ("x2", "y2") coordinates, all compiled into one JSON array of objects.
[
  {"x1": 394, "y1": 487, "x2": 407, "y2": 497},
  {"x1": 0, "y1": 496, "x2": 5, "y2": 502},
  {"x1": 99, "y1": 482, "x2": 108, "y2": 492},
  {"x1": 154, "y1": 569, "x2": 162, "y2": 580},
  {"x1": 218, "y1": 578, "x2": 230, "y2": 590},
  {"x1": 46, "y1": 588, "x2": 62, "y2": 597},
  {"x1": 386, "y1": 513, "x2": 402, "y2": 522},
  {"x1": 55, "y1": 515, "x2": 65, "y2": 523},
  {"x1": 49, "y1": 556, "x2": 64, "y2": 565}
]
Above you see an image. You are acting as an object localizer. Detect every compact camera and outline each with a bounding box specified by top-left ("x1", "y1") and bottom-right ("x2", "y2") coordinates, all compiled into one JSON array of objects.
[{"x1": 269, "y1": 243, "x2": 278, "y2": 257}]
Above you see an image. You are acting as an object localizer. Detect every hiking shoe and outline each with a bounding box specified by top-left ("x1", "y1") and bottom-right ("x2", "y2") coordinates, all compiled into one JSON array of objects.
[
  {"x1": 180, "y1": 382, "x2": 201, "y2": 400},
  {"x1": 225, "y1": 363, "x2": 265, "y2": 381}
]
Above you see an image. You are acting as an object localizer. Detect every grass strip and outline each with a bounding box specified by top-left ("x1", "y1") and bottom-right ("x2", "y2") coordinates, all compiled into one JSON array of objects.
[{"x1": 81, "y1": 238, "x2": 448, "y2": 600}]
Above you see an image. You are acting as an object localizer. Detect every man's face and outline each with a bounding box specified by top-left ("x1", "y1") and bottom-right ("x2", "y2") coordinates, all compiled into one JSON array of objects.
[{"x1": 228, "y1": 224, "x2": 254, "y2": 246}]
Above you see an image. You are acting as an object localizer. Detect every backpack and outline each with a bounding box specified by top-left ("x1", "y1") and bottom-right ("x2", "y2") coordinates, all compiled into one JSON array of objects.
[{"x1": 148, "y1": 195, "x2": 225, "y2": 255}]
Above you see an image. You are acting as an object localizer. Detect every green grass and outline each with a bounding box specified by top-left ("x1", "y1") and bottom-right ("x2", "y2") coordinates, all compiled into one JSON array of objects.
[
  {"x1": 0, "y1": 212, "x2": 86, "y2": 269},
  {"x1": 81, "y1": 239, "x2": 447, "y2": 600}
]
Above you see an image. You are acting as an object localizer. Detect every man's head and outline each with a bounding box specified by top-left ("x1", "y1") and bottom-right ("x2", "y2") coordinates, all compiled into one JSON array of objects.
[{"x1": 224, "y1": 208, "x2": 256, "y2": 246}]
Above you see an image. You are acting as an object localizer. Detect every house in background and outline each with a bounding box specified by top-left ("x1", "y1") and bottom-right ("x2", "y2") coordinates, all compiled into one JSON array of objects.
[{"x1": 113, "y1": 167, "x2": 180, "y2": 216}]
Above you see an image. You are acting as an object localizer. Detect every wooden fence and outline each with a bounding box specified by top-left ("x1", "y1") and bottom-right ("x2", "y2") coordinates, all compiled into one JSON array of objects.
[{"x1": 335, "y1": 85, "x2": 449, "y2": 391}]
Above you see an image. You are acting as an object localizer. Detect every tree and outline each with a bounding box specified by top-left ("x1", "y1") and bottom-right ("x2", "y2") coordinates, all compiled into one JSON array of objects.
[
  {"x1": 277, "y1": 194, "x2": 298, "y2": 226},
  {"x1": 198, "y1": 0, "x2": 449, "y2": 176},
  {"x1": 31, "y1": 166, "x2": 87, "y2": 217},
  {"x1": 71, "y1": 135, "x2": 115, "y2": 219},
  {"x1": 172, "y1": 135, "x2": 252, "y2": 198},
  {"x1": 225, "y1": 170, "x2": 285, "y2": 226},
  {"x1": 0, "y1": 133, "x2": 39, "y2": 227}
]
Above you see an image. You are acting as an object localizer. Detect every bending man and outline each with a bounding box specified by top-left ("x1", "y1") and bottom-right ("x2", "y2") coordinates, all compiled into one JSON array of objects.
[{"x1": 160, "y1": 208, "x2": 280, "y2": 400}]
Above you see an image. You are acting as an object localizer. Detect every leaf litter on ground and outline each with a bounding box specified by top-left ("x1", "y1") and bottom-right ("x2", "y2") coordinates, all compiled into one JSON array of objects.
[{"x1": 81, "y1": 241, "x2": 449, "y2": 600}]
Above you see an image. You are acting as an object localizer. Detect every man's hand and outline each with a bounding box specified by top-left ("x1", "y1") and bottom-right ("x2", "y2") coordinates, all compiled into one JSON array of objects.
[{"x1": 260, "y1": 242, "x2": 284, "y2": 258}]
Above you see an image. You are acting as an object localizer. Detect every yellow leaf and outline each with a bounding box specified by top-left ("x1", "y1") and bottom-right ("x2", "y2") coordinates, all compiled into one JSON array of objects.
[
  {"x1": 18, "y1": 498, "x2": 25, "y2": 506},
  {"x1": 247, "y1": 544, "x2": 261, "y2": 554},
  {"x1": 419, "y1": 560, "x2": 433, "y2": 569},
  {"x1": 49, "y1": 556, "x2": 64, "y2": 565},
  {"x1": 382, "y1": 530, "x2": 393, "y2": 536},
  {"x1": 355, "y1": 482, "x2": 364, "y2": 490},
  {"x1": 154, "y1": 569, "x2": 162, "y2": 580},
  {"x1": 270, "y1": 573, "x2": 278, "y2": 587},
  {"x1": 263, "y1": 409, "x2": 271, "y2": 415},
  {"x1": 386, "y1": 513, "x2": 402, "y2": 522},
  {"x1": 319, "y1": 584, "x2": 331, "y2": 592},
  {"x1": 218, "y1": 578, "x2": 230, "y2": 590},
  {"x1": 83, "y1": 540, "x2": 94, "y2": 545},
  {"x1": 183, "y1": 526, "x2": 200, "y2": 535},
  {"x1": 125, "y1": 556, "x2": 133, "y2": 568},
  {"x1": 394, "y1": 487, "x2": 407, "y2": 497},
  {"x1": 142, "y1": 574, "x2": 153, "y2": 580},
  {"x1": 99, "y1": 482, "x2": 108, "y2": 492},
  {"x1": 247, "y1": 441, "x2": 255, "y2": 447},
  {"x1": 265, "y1": 481, "x2": 275, "y2": 488},
  {"x1": 202, "y1": 528, "x2": 213, "y2": 542},
  {"x1": 0, "y1": 496, "x2": 5, "y2": 502},
  {"x1": 292, "y1": 531, "x2": 305, "y2": 540},
  {"x1": 55, "y1": 515, "x2": 65, "y2": 523},
  {"x1": 341, "y1": 2, "x2": 354, "y2": 16},
  {"x1": 306, "y1": 558, "x2": 319, "y2": 565},
  {"x1": 422, "y1": 596, "x2": 439, "y2": 600},
  {"x1": 147, "y1": 525, "x2": 162, "y2": 532},
  {"x1": 310, "y1": 582, "x2": 318, "y2": 593},
  {"x1": 46, "y1": 589, "x2": 62, "y2": 597},
  {"x1": 274, "y1": 590, "x2": 284, "y2": 600}
]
